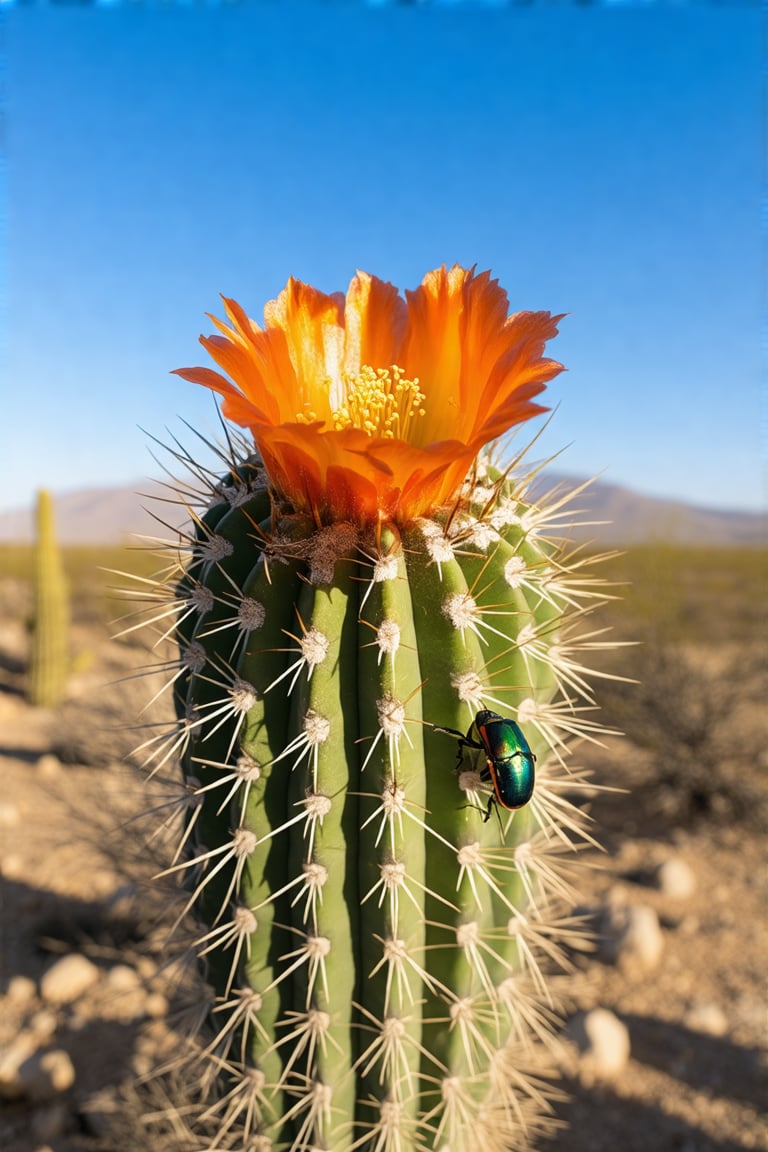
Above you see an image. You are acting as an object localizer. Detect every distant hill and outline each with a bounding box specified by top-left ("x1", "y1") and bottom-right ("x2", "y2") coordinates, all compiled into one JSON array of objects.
[
  {"x1": 0, "y1": 482, "x2": 181, "y2": 546},
  {"x1": 527, "y1": 473, "x2": 767, "y2": 546},
  {"x1": 0, "y1": 475, "x2": 765, "y2": 547}
]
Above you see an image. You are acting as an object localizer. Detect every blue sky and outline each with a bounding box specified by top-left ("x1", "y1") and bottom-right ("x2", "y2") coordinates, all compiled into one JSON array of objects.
[{"x1": 2, "y1": 3, "x2": 763, "y2": 516}]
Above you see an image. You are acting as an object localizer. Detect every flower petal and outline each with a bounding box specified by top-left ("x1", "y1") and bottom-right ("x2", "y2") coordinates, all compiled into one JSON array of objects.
[
  {"x1": 342, "y1": 272, "x2": 406, "y2": 378},
  {"x1": 264, "y1": 278, "x2": 345, "y2": 415},
  {"x1": 400, "y1": 264, "x2": 471, "y2": 444},
  {"x1": 475, "y1": 310, "x2": 565, "y2": 444},
  {"x1": 171, "y1": 365, "x2": 274, "y2": 427}
]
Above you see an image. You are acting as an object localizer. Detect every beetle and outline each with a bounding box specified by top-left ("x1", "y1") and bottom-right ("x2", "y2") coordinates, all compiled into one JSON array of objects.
[{"x1": 434, "y1": 708, "x2": 536, "y2": 822}]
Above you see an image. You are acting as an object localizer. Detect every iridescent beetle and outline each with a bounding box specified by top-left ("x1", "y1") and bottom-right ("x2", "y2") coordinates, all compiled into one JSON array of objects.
[{"x1": 434, "y1": 708, "x2": 536, "y2": 822}]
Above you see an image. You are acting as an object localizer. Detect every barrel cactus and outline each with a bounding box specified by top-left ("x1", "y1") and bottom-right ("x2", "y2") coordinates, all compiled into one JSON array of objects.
[{"x1": 137, "y1": 266, "x2": 613, "y2": 1151}]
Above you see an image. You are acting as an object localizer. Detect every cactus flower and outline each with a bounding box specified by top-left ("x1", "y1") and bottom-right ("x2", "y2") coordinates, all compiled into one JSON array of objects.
[{"x1": 174, "y1": 265, "x2": 564, "y2": 524}]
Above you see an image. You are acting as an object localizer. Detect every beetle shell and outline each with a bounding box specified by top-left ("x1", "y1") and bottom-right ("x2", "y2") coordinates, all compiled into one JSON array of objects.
[{"x1": 475, "y1": 710, "x2": 535, "y2": 810}]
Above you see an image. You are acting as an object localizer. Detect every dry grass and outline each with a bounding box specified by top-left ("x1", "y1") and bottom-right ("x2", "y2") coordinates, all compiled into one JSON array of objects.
[{"x1": 593, "y1": 543, "x2": 768, "y2": 647}]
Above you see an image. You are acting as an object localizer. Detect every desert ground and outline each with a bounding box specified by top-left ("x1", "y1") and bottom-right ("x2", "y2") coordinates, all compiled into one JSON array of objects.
[{"x1": 0, "y1": 541, "x2": 766, "y2": 1152}]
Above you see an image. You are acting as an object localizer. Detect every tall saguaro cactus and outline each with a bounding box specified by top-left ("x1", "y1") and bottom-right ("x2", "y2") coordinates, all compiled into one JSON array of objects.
[
  {"x1": 28, "y1": 488, "x2": 70, "y2": 708},
  {"x1": 137, "y1": 266, "x2": 615, "y2": 1151}
]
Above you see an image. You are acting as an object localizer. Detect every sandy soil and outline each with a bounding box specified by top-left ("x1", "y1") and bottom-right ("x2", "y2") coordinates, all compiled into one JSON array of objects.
[{"x1": 0, "y1": 607, "x2": 766, "y2": 1152}]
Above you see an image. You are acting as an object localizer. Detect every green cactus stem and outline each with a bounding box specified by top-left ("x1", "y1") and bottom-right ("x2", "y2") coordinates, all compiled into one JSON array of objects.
[
  {"x1": 131, "y1": 457, "x2": 616, "y2": 1152},
  {"x1": 28, "y1": 488, "x2": 70, "y2": 708}
]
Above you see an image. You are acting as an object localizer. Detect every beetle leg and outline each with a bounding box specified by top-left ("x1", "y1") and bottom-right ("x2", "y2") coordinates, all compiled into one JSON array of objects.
[
  {"x1": 455, "y1": 736, "x2": 479, "y2": 770},
  {"x1": 430, "y1": 723, "x2": 466, "y2": 740},
  {"x1": 432, "y1": 723, "x2": 484, "y2": 752}
]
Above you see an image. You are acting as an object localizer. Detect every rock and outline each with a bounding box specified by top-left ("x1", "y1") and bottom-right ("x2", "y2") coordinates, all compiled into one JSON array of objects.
[
  {"x1": 0, "y1": 853, "x2": 24, "y2": 879},
  {"x1": 105, "y1": 964, "x2": 141, "y2": 991},
  {"x1": 619, "y1": 905, "x2": 665, "y2": 974},
  {"x1": 136, "y1": 956, "x2": 158, "y2": 981},
  {"x1": 676, "y1": 913, "x2": 700, "y2": 935},
  {"x1": 102, "y1": 964, "x2": 150, "y2": 1022},
  {"x1": 685, "y1": 1002, "x2": 728, "y2": 1037},
  {"x1": 0, "y1": 1047, "x2": 76, "y2": 1102},
  {"x1": 0, "y1": 802, "x2": 20, "y2": 826},
  {"x1": 36, "y1": 753, "x2": 63, "y2": 779},
  {"x1": 28, "y1": 1010, "x2": 58, "y2": 1042},
  {"x1": 20, "y1": 1049, "x2": 76, "y2": 1102},
  {"x1": 40, "y1": 954, "x2": 100, "y2": 1005},
  {"x1": 144, "y1": 992, "x2": 169, "y2": 1018},
  {"x1": 600, "y1": 903, "x2": 664, "y2": 975},
  {"x1": 130, "y1": 1050, "x2": 154, "y2": 1078},
  {"x1": 655, "y1": 857, "x2": 697, "y2": 900},
  {"x1": 0, "y1": 1033, "x2": 39, "y2": 1098},
  {"x1": 5, "y1": 974, "x2": 37, "y2": 1005},
  {"x1": 565, "y1": 1008, "x2": 631, "y2": 1085}
]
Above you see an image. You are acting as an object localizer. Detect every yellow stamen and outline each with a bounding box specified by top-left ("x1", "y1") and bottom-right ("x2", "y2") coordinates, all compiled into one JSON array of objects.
[
  {"x1": 331, "y1": 365, "x2": 426, "y2": 440},
  {"x1": 295, "y1": 405, "x2": 320, "y2": 425}
]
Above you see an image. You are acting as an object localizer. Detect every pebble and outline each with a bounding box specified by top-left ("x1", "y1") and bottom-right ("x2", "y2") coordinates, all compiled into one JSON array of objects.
[
  {"x1": 130, "y1": 1051, "x2": 154, "y2": 1078},
  {"x1": 685, "y1": 1002, "x2": 728, "y2": 1037},
  {"x1": 22, "y1": 1049, "x2": 76, "y2": 1102},
  {"x1": 600, "y1": 903, "x2": 664, "y2": 975},
  {"x1": 0, "y1": 802, "x2": 20, "y2": 826},
  {"x1": 105, "y1": 964, "x2": 141, "y2": 991},
  {"x1": 0, "y1": 853, "x2": 24, "y2": 879},
  {"x1": 655, "y1": 857, "x2": 697, "y2": 900},
  {"x1": 0, "y1": 1033, "x2": 39, "y2": 1098},
  {"x1": 28, "y1": 1011, "x2": 58, "y2": 1042},
  {"x1": 5, "y1": 974, "x2": 37, "y2": 1005},
  {"x1": 0, "y1": 1046, "x2": 75, "y2": 1102},
  {"x1": 565, "y1": 1008, "x2": 631, "y2": 1085},
  {"x1": 136, "y1": 956, "x2": 158, "y2": 981},
  {"x1": 101, "y1": 964, "x2": 153, "y2": 1022},
  {"x1": 144, "y1": 992, "x2": 170, "y2": 1018},
  {"x1": 36, "y1": 753, "x2": 63, "y2": 779},
  {"x1": 40, "y1": 953, "x2": 100, "y2": 1005}
]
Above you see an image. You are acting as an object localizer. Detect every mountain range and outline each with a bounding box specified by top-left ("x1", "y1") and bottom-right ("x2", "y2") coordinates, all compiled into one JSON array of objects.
[{"x1": 0, "y1": 475, "x2": 765, "y2": 547}]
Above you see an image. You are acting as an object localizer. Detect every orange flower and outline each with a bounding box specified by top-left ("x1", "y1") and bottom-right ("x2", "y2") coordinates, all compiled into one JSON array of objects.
[{"x1": 173, "y1": 265, "x2": 564, "y2": 526}]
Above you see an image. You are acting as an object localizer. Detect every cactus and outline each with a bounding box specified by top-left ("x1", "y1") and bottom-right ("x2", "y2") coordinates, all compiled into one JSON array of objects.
[
  {"x1": 28, "y1": 488, "x2": 70, "y2": 708},
  {"x1": 136, "y1": 266, "x2": 616, "y2": 1151}
]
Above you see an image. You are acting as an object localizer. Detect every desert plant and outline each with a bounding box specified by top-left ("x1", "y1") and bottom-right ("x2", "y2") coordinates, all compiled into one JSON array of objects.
[
  {"x1": 133, "y1": 266, "x2": 617, "y2": 1151},
  {"x1": 601, "y1": 635, "x2": 766, "y2": 825},
  {"x1": 28, "y1": 488, "x2": 70, "y2": 707}
]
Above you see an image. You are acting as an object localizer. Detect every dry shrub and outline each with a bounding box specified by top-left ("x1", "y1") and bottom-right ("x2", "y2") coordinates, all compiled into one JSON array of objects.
[{"x1": 602, "y1": 635, "x2": 767, "y2": 826}]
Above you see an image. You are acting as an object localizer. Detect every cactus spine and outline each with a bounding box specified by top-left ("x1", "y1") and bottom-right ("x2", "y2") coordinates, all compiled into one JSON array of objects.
[
  {"x1": 136, "y1": 267, "x2": 615, "y2": 1151},
  {"x1": 28, "y1": 488, "x2": 70, "y2": 708}
]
